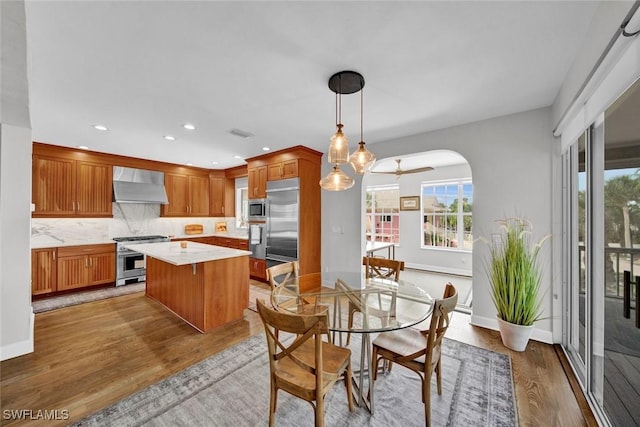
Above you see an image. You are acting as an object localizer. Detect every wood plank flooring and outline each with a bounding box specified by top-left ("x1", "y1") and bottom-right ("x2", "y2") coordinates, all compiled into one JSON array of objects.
[{"x1": 1, "y1": 283, "x2": 596, "y2": 426}]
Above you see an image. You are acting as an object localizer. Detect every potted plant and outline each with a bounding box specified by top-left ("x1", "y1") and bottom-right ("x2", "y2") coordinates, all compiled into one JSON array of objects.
[{"x1": 484, "y1": 217, "x2": 549, "y2": 351}]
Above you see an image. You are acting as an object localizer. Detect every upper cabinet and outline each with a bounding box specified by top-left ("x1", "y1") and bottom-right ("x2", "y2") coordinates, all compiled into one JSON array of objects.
[
  {"x1": 267, "y1": 159, "x2": 298, "y2": 181},
  {"x1": 32, "y1": 148, "x2": 112, "y2": 218},
  {"x1": 247, "y1": 165, "x2": 267, "y2": 199},
  {"x1": 162, "y1": 171, "x2": 210, "y2": 217}
]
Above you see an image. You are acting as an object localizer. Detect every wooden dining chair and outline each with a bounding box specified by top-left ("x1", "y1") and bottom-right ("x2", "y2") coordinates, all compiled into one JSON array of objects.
[
  {"x1": 371, "y1": 283, "x2": 458, "y2": 427},
  {"x1": 346, "y1": 256, "x2": 405, "y2": 345},
  {"x1": 266, "y1": 261, "x2": 300, "y2": 307},
  {"x1": 256, "y1": 299, "x2": 354, "y2": 427}
]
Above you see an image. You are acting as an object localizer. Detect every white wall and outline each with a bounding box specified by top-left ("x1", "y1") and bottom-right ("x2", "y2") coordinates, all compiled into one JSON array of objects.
[
  {"x1": 0, "y1": 125, "x2": 33, "y2": 360},
  {"x1": 1, "y1": 0, "x2": 34, "y2": 360},
  {"x1": 322, "y1": 107, "x2": 555, "y2": 343},
  {"x1": 364, "y1": 160, "x2": 473, "y2": 276}
]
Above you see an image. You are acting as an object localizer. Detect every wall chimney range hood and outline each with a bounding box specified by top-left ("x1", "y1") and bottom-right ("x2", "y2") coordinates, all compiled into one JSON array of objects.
[{"x1": 112, "y1": 166, "x2": 169, "y2": 204}]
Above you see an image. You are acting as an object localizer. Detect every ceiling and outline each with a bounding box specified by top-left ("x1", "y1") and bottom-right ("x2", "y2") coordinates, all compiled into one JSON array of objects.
[{"x1": 24, "y1": 1, "x2": 600, "y2": 170}]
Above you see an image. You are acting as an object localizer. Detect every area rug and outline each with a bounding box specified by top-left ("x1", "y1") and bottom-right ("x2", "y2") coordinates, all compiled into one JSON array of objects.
[
  {"x1": 72, "y1": 333, "x2": 517, "y2": 426},
  {"x1": 33, "y1": 283, "x2": 270, "y2": 314},
  {"x1": 31, "y1": 283, "x2": 146, "y2": 313}
]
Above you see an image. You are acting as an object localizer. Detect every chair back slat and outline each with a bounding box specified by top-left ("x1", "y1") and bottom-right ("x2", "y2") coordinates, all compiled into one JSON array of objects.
[
  {"x1": 362, "y1": 256, "x2": 404, "y2": 281},
  {"x1": 266, "y1": 261, "x2": 300, "y2": 292}
]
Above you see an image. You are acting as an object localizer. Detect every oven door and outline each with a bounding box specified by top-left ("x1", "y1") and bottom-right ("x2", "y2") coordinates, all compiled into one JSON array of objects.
[{"x1": 116, "y1": 250, "x2": 146, "y2": 285}]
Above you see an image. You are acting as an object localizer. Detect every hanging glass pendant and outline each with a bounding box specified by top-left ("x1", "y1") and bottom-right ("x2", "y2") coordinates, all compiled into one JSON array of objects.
[
  {"x1": 349, "y1": 141, "x2": 376, "y2": 174},
  {"x1": 319, "y1": 164, "x2": 355, "y2": 191},
  {"x1": 328, "y1": 124, "x2": 349, "y2": 164}
]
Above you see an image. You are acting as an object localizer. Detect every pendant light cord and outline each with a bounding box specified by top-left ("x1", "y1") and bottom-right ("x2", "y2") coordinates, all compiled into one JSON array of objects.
[{"x1": 360, "y1": 87, "x2": 364, "y2": 142}]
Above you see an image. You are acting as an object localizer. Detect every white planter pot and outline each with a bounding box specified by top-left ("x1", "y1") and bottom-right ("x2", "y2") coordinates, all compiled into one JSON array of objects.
[{"x1": 497, "y1": 317, "x2": 534, "y2": 352}]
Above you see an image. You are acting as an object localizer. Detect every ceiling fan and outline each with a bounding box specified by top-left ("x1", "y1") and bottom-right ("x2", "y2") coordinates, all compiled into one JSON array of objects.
[{"x1": 371, "y1": 159, "x2": 434, "y2": 177}]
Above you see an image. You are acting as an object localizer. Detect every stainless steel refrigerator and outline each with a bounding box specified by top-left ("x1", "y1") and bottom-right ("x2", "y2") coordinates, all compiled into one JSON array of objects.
[{"x1": 265, "y1": 177, "x2": 299, "y2": 268}]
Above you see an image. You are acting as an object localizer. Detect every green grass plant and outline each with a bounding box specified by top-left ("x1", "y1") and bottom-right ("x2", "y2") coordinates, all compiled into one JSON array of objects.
[{"x1": 485, "y1": 217, "x2": 549, "y2": 326}]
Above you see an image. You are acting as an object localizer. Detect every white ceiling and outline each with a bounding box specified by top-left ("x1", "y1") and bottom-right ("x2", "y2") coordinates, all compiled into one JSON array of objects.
[{"x1": 24, "y1": 1, "x2": 600, "y2": 170}]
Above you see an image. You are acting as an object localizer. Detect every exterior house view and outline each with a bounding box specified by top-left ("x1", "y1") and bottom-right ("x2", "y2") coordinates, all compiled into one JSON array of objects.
[{"x1": 1, "y1": 1, "x2": 640, "y2": 426}]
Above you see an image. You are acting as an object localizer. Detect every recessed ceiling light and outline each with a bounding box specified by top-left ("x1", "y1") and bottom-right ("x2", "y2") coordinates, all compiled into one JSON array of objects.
[
  {"x1": 93, "y1": 125, "x2": 108, "y2": 131},
  {"x1": 211, "y1": 161, "x2": 219, "y2": 165},
  {"x1": 183, "y1": 124, "x2": 196, "y2": 130},
  {"x1": 233, "y1": 155, "x2": 243, "y2": 159},
  {"x1": 164, "y1": 135, "x2": 176, "y2": 141},
  {"x1": 262, "y1": 147, "x2": 270, "y2": 151},
  {"x1": 77, "y1": 145, "x2": 89, "y2": 150}
]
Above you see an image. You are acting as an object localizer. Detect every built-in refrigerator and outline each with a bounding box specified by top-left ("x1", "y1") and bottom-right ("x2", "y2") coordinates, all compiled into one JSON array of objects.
[{"x1": 265, "y1": 177, "x2": 299, "y2": 268}]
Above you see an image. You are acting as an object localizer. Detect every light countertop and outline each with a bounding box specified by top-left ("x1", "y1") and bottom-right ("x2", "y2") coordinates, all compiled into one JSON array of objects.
[
  {"x1": 31, "y1": 231, "x2": 248, "y2": 249},
  {"x1": 125, "y1": 241, "x2": 251, "y2": 266}
]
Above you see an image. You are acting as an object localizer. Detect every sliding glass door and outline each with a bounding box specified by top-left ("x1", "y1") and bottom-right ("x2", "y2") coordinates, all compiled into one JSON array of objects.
[{"x1": 564, "y1": 78, "x2": 640, "y2": 426}]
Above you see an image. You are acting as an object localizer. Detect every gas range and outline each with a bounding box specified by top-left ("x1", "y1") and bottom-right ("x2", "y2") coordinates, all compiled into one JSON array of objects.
[{"x1": 113, "y1": 235, "x2": 169, "y2": 285}]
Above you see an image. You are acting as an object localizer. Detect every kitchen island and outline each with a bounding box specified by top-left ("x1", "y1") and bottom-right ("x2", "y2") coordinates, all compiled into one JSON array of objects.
[{"x1": 126, "y1": 241, "x2": 251, "y2": 333}]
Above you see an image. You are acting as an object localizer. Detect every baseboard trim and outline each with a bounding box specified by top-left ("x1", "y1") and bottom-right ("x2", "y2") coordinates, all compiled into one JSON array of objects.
[
  {"x1": 404, "y1": 262, "x2": 472, "y2": 277},
  {"x1": 0, "y1": 309, "x2": 34, "y2": 361},
  {"x1": 470, "y1": 313, "x2": 554, "y2": 344}
]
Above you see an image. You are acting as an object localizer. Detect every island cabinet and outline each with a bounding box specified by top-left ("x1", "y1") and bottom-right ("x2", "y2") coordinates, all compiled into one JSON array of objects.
[
  {"x1": 137, "y1": 241, "x2": 251, "y2": 332},
  {"x1": 247, "y1": 165, "x2": 267, "y2": 199},
  {"x1": 31, "y1": 248, "x2": 57, "y2": 295},
  {"x1": 32, "y1": 153, "x2": 113, "y2": 218},
  {"x1": 56, "y1": 244, "x2": 115, "y2": 291},
  {"x1": 162, "y1": 171, "x2": 209, "y2": 217}
]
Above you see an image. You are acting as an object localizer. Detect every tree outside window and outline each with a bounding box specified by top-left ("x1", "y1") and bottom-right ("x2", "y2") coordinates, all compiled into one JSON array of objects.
[{"x1": 421, "y1": 181, "x2": 472, "y2": 250}]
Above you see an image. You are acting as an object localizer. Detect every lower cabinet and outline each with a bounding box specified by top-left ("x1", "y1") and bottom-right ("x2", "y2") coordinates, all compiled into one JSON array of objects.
[
  {"x1": 56, "y1": 244, "x2": 115, "y2": 292},
  {"x1": 32, "y1": 248, "x2": 57, "y2": 295},
  {"x1": 249, "y1": 257, "x2": 267, "y2": 281}
]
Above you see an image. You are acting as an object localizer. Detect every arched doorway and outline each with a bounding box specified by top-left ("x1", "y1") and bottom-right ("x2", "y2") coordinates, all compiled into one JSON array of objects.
[{"x1": 362, "y1": 149, "x2": 473, "y2": 309}]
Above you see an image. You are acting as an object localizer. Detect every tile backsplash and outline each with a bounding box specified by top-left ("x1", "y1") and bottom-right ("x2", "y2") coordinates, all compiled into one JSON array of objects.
[{"x1": 31, "y1": 203, "x2": 242, "y2": 247}]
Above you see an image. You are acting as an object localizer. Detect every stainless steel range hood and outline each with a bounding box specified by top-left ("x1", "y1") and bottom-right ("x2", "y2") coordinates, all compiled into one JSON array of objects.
[{"x1": 113, "y1": 166, "x2": 169, "y2": 204}]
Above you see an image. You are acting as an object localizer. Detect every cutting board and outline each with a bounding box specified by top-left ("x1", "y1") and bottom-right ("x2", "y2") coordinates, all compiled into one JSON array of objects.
[{"x1": 184, "y1": 224, "x2": 204, "y2": 235}]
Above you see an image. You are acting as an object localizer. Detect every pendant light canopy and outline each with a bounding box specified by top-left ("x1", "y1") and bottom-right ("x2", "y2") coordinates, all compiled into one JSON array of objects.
[{"x1": 321, "y1": 70, "x2": 375, "y2": 191}]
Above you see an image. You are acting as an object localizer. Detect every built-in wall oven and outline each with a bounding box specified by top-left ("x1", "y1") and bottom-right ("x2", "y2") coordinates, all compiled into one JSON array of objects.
[{"x1": 113, "y1": 235, "x2": 169, "y2": 286}]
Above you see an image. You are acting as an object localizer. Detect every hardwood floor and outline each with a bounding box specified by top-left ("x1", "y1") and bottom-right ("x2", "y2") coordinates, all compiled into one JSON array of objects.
[{"x1": 1, "y1": 283, "x2": 595, "y2": 426}]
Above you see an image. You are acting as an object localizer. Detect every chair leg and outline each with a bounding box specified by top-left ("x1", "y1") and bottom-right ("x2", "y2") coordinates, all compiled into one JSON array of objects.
[
  {"x1": 269, "y1": 384, "x2": 277, "y2": 427},
  {"x1": 424, "y1": 376, "x2": 432, "y2": 427},
  {"x1": 436, "y1": 359, "x2": 442, "y2": 395},
  {"x1": 316, "y1": 389, "x2": 324, "y2": 427},
  {"x1": 371, "y1": 347, "x2": 378, "y2": 381},
  {"x1": 345, "y1": 362, "x2": 354, "y2": 412}
]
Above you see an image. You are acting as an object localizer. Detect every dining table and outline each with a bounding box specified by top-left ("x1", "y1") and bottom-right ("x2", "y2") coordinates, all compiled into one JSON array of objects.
[{"x1": 271, "y1": 271, "x2": 433, "y2": 414}]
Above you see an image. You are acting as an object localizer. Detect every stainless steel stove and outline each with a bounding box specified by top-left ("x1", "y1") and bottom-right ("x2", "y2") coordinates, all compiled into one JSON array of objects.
[{"x1": 113, "y1": 235, "x2": 169, "y2": 286}]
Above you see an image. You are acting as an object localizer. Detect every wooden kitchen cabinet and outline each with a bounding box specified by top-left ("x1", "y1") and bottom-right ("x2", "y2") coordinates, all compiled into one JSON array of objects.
[
  {"x1": 209, "y1": 175, "x2": 226, "y2": 217},
  {"x1": 248, "y1": 166, "x2": 267, "y2": 199},
  {"x1": 31, "y1": 248, "x2": 57, "y2": 295},
  {"x1": 267, "y1": 159, "x2": 298, "y2": 181},
  {"x1": 249, "y1": 257, "x2": 267, "y2": 281},
  {"x1": 32, "y1": 154, "x2": 112, "y2": 217},
  {"x1": 162, "y1": 172, "x2": 210, "y2": 217},
  {"x1": 57, "y1": 244, "x2": 115, "y2": 291}
]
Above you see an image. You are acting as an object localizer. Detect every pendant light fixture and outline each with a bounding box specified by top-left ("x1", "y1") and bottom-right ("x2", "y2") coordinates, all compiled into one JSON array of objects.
[
  {"x1": 321, "y1": 70, "x2": 370, "y2": 191},
  {"x1": 319, "y1": 164, "x2": 355, "y2": 191},
  {"x1": 349, "y1": 86, "x2": 376, "y2": 174}
]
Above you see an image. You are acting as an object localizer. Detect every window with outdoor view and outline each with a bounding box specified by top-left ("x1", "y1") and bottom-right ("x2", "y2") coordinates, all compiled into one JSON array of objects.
[
  {"x1": 421, "y1": 181, "x2": 472, "y2": 250},
  {"x1": 366, "y1": 185, "x2": 400, "y2": 244}
]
